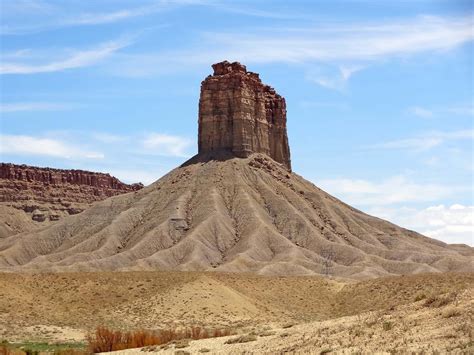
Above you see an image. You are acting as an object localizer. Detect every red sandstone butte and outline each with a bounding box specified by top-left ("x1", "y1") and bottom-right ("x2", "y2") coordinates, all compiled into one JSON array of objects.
[{"x1": 198, "y1": 61, "x2": 291, "y2": 170}]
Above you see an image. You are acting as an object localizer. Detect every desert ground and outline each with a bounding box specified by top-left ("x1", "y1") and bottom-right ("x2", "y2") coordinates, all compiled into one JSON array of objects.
[{"x1": 1, "y1": 271, "x2": 472, "y2": 353}]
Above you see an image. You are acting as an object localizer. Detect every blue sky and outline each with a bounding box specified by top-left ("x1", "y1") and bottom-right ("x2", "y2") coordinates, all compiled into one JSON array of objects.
[{"x1": 0, "y1": 0, "x2": 473, "y2": 245}]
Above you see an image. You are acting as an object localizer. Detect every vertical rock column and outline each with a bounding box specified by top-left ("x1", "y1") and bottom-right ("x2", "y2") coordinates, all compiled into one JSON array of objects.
[{"x1": 198, "y1": 61, "x2": 291, "y2": 170}]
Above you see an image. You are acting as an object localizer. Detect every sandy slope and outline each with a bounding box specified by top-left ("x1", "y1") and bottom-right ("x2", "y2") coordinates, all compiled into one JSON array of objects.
[
  {"x1": 0, "y1": 206, "x2": 39, "y2": 238},
  {"x1": 121, "y1": 288, "x2": 473, "y2": 354},
  {"x1": 0, "y1": 271, "x2": 472, "y2": 345},
  {"x1": 0, "y1": 154, "x2": 472, "y2": 277}
]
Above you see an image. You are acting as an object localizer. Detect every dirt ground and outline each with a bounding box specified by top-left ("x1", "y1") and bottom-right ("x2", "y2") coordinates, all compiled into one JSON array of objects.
[
  {"x1": 0, "y1": 271, "x2": 473, "y2": 353},
  {"x1": 123, "y1": 287, "x2": 473, "y2": 354}
]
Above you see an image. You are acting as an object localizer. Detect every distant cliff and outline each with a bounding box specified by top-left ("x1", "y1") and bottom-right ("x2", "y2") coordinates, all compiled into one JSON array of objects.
[{"x1": 0, "y1": 163, "x2": 143, "y2": 236}]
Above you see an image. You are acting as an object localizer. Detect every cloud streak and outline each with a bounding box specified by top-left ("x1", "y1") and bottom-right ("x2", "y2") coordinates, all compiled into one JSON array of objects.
[
  {"x1": 1, "y1": 0, "x2": 304, "y2": 35},
  {"x1": 0, "y1": 38, "x2": 131, "y2": 74},
  {"x1": 317, "y1": 176, "x2": 473, "y2": 245},
  {"x1": 0, "y1": 134, "x2": 104, "y2": 159},
  {"x1": 107, "y1": 14, "x2": 473, "y2": 78},
  {"x1": 306, "y1": 65, "x2": 365, "y2": 91},
  {"x1": 408, "y1": 103, "x2": 474, "y2": 118},
  {"x1": 0, "y1": 102, "x2": 77, "y2": 112},
  {"x1": 367, "y1": 204, "x2": 474, "y2": 246},
  {"x1": 1, "y1": 0, "x2": 172, "y2": 34},
  {"x1": 142, "y1": 133, "x2": 193, "y2": 158},
  {"x1": 317, "y1": 175, "x2": 458, "y2": 206},
  {"x1": 371, "y1": 130, "x2": 473, "y2": 151}
]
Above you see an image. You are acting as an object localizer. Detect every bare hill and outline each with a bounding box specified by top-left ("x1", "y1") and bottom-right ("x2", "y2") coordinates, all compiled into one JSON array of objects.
[{"x1": 0, "y1": 154, "x2": 471, "y2": 277}]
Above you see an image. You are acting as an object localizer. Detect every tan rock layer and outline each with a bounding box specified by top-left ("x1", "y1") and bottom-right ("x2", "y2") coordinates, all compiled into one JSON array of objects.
[{"x1": 198, "y1": 61, "x2": 291, "y2": 170}]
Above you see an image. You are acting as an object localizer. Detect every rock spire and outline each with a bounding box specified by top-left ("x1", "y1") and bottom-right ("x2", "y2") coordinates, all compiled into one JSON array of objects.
[{"x1": 198, "y1": 61, "x2": 291, "y2": 170}]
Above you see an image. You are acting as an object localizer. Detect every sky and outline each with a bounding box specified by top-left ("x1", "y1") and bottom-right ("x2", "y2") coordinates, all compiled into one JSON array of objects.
[{"x1": 0, "y1": 0, "x2": 473, "y2": 246}]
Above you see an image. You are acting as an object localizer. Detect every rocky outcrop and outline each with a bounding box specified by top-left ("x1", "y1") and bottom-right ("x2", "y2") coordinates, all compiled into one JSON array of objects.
[
  {"x1": 0, "y1": 163, "x2": 143, "y2": 192},
  {"x1": 198, "y1": 61, "x2": 291, "y2": 170},
  {"x1": 0, "y1": 163, "x2": 143, "y2": 231}
]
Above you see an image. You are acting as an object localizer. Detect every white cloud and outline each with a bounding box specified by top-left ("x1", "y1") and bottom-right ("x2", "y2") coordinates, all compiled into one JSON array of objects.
[
  {"x1": 0, "y1": 0, "x2": 205, "y2": 34},
  {"x1": 67, "y1": 8, "x2": 152, "y2": 26},
  {"x1": 367, "y1": 204, "x2": 473, "y2": 246},
  {"x1": 0, "y1": 102, "x2": 76, "y2": 113},
  {"x1": 142, "y1": 133, "x2": 193, "y2": 158},
  {"x1": 0, "y1": 134, "x2": 104, "y2": 159},
  {"x1": 409, "y1": 106, "x2": 434, "y2": 118},
  {"x1": 373, "y1": 137, "x2": 443, "y2": 151},
  {"x1": 318, "y1": 175, "x2": 473, "y2": 245},
  {"x1": 91, "y1": 133, "x2": 126, "y2": 144},
  {"x1": 307, "y1": 65, "x2": 365, "y2": 91},
  {"x1": 446, "y1": 104, "x2": 474, "y2": 116},
  {"x1": 106, "y1": 14, "x2": 473, "y2": 79},
  {"x1": 371, "y1": 129, "x2": 473, "y2": 151},
  {"x1": 108, "y1": 168, "x2": 167, "y2": 186},
  {"x1": 206, "y1": 15, "x2": 472, "y2": 62},
  {"x1": 317, "y1": 175, "x2": 457, "y2": 206},
  {"x1": 0, "y1": 38, "x2": 131, "y2": 75},
  {"x1": 408, "y1": 103, "x2": 473, "y2": 118}
]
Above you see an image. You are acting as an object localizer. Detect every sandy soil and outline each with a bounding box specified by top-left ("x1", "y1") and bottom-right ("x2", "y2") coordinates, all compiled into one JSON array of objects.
[
  {"x1": 0, "y1": 271, "x2": 472, "y2": 353},
  {"x1": 115, "y1": 288, "x2": 473, "y2": 354}
]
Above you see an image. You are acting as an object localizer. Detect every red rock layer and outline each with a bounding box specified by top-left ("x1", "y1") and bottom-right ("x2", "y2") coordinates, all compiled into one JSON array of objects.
[
  {"x1": 0, "y1": 163, "x2": 143, "y2": 223},
  {"x1": 0, "y1": 163, "x2": 142, "y2": 192},
  {"x1": 198, "y1": 61, "x2": 291, "y2": 170}
]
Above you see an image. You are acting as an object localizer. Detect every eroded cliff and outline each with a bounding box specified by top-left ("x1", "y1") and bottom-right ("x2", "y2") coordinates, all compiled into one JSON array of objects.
[
  {"x1": 0, "y1": 163, "x2": 143, "y2": 236},
  {"x1": 198, "y1": 61, "x2": 291, "y2": 170}
]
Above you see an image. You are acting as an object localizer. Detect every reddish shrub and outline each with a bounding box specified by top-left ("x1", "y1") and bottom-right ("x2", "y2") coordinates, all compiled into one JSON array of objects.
[{"x1": 87, "y1": 326, "x2": 233, "y2": 353}]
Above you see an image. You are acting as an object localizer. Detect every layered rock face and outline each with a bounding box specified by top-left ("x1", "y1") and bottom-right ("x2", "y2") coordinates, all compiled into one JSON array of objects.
[
  {"x1": 0, "y1": 163, "x2": 143, "y2": 234},
  {"x1": 198, "y1": 61, "x2": 291, "y2": 170},
  {"x1": 0, "y1": 163, "x2": 142, "y2": 192}
]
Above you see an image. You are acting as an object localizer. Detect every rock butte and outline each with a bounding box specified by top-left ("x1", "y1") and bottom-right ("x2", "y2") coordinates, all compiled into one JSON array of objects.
[
  {"x1": 198, "y1": 61, "x2": 291, "y2": 170},
  {"x1": 0, "y1": 61, "x2": 472, "y2": 277}
]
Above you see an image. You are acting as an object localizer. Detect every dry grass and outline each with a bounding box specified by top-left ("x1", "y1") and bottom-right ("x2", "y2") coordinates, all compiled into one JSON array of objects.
[
  {"x1": 86, "y1": 326, "x2": 232, "y2": 353},
  {"x1": 423, "y1": 292, "x2": 457, "y2": 308},
  {"x1": 442, "y1": 306, "x2": 461, "y2": 318}
]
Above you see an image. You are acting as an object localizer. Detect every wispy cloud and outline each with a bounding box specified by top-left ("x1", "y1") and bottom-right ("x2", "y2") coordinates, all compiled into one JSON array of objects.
[
  {"x1": 142, "y1": 133, "x2": 193, "y2": 158},
  {"x1": 408, "y1": 103, "x2": 474, "y2": 118},
  {"x1": 107, "y1": 168, "x2": 167, "y2": 186},
  {"x1": 409, "y1": 106, "x2": 434, "y2": 118},
  {"x1": 0, "y1": 0, "x2": 209, "y2": 35},
  {"x1": 203, "y1": 15, "x2": 472, "y2": 62},
  {"x1": 0, "y1": 134, "x2": 104, "y2": 159},
  {"x1": 1, "y1": 0, "x2": 303, "y2": 35},
  {"x1": 317, "y1": 175, "x2": 458, "y2": 206},
  {"x1": 0, "y1": 102, "x2": 77, "y2": 112},
  {"x1": 66, "y1": 7, "x2": 157, "y2": 26},
  {"x1": 91, "y1": 132, "x2": 127, "y2": 144},
  {"x1": 367, "y1": 204, "x2": 474, "y2": 246},
  {"x1": 318, "y1": 175, "x2": 473, "y2": 245},
  {"x1": 106, "y1": 14, "x2": 473, "y2": 79},
  {"x1": 371, "y1": 129, "x2": 473, "y2": 151},
  {"x1": 307, "y1": 65, "x2": 365, "y2": 91},
  {"x1": 0, "y1": 37, "x2": 131, "y2": 74}
]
